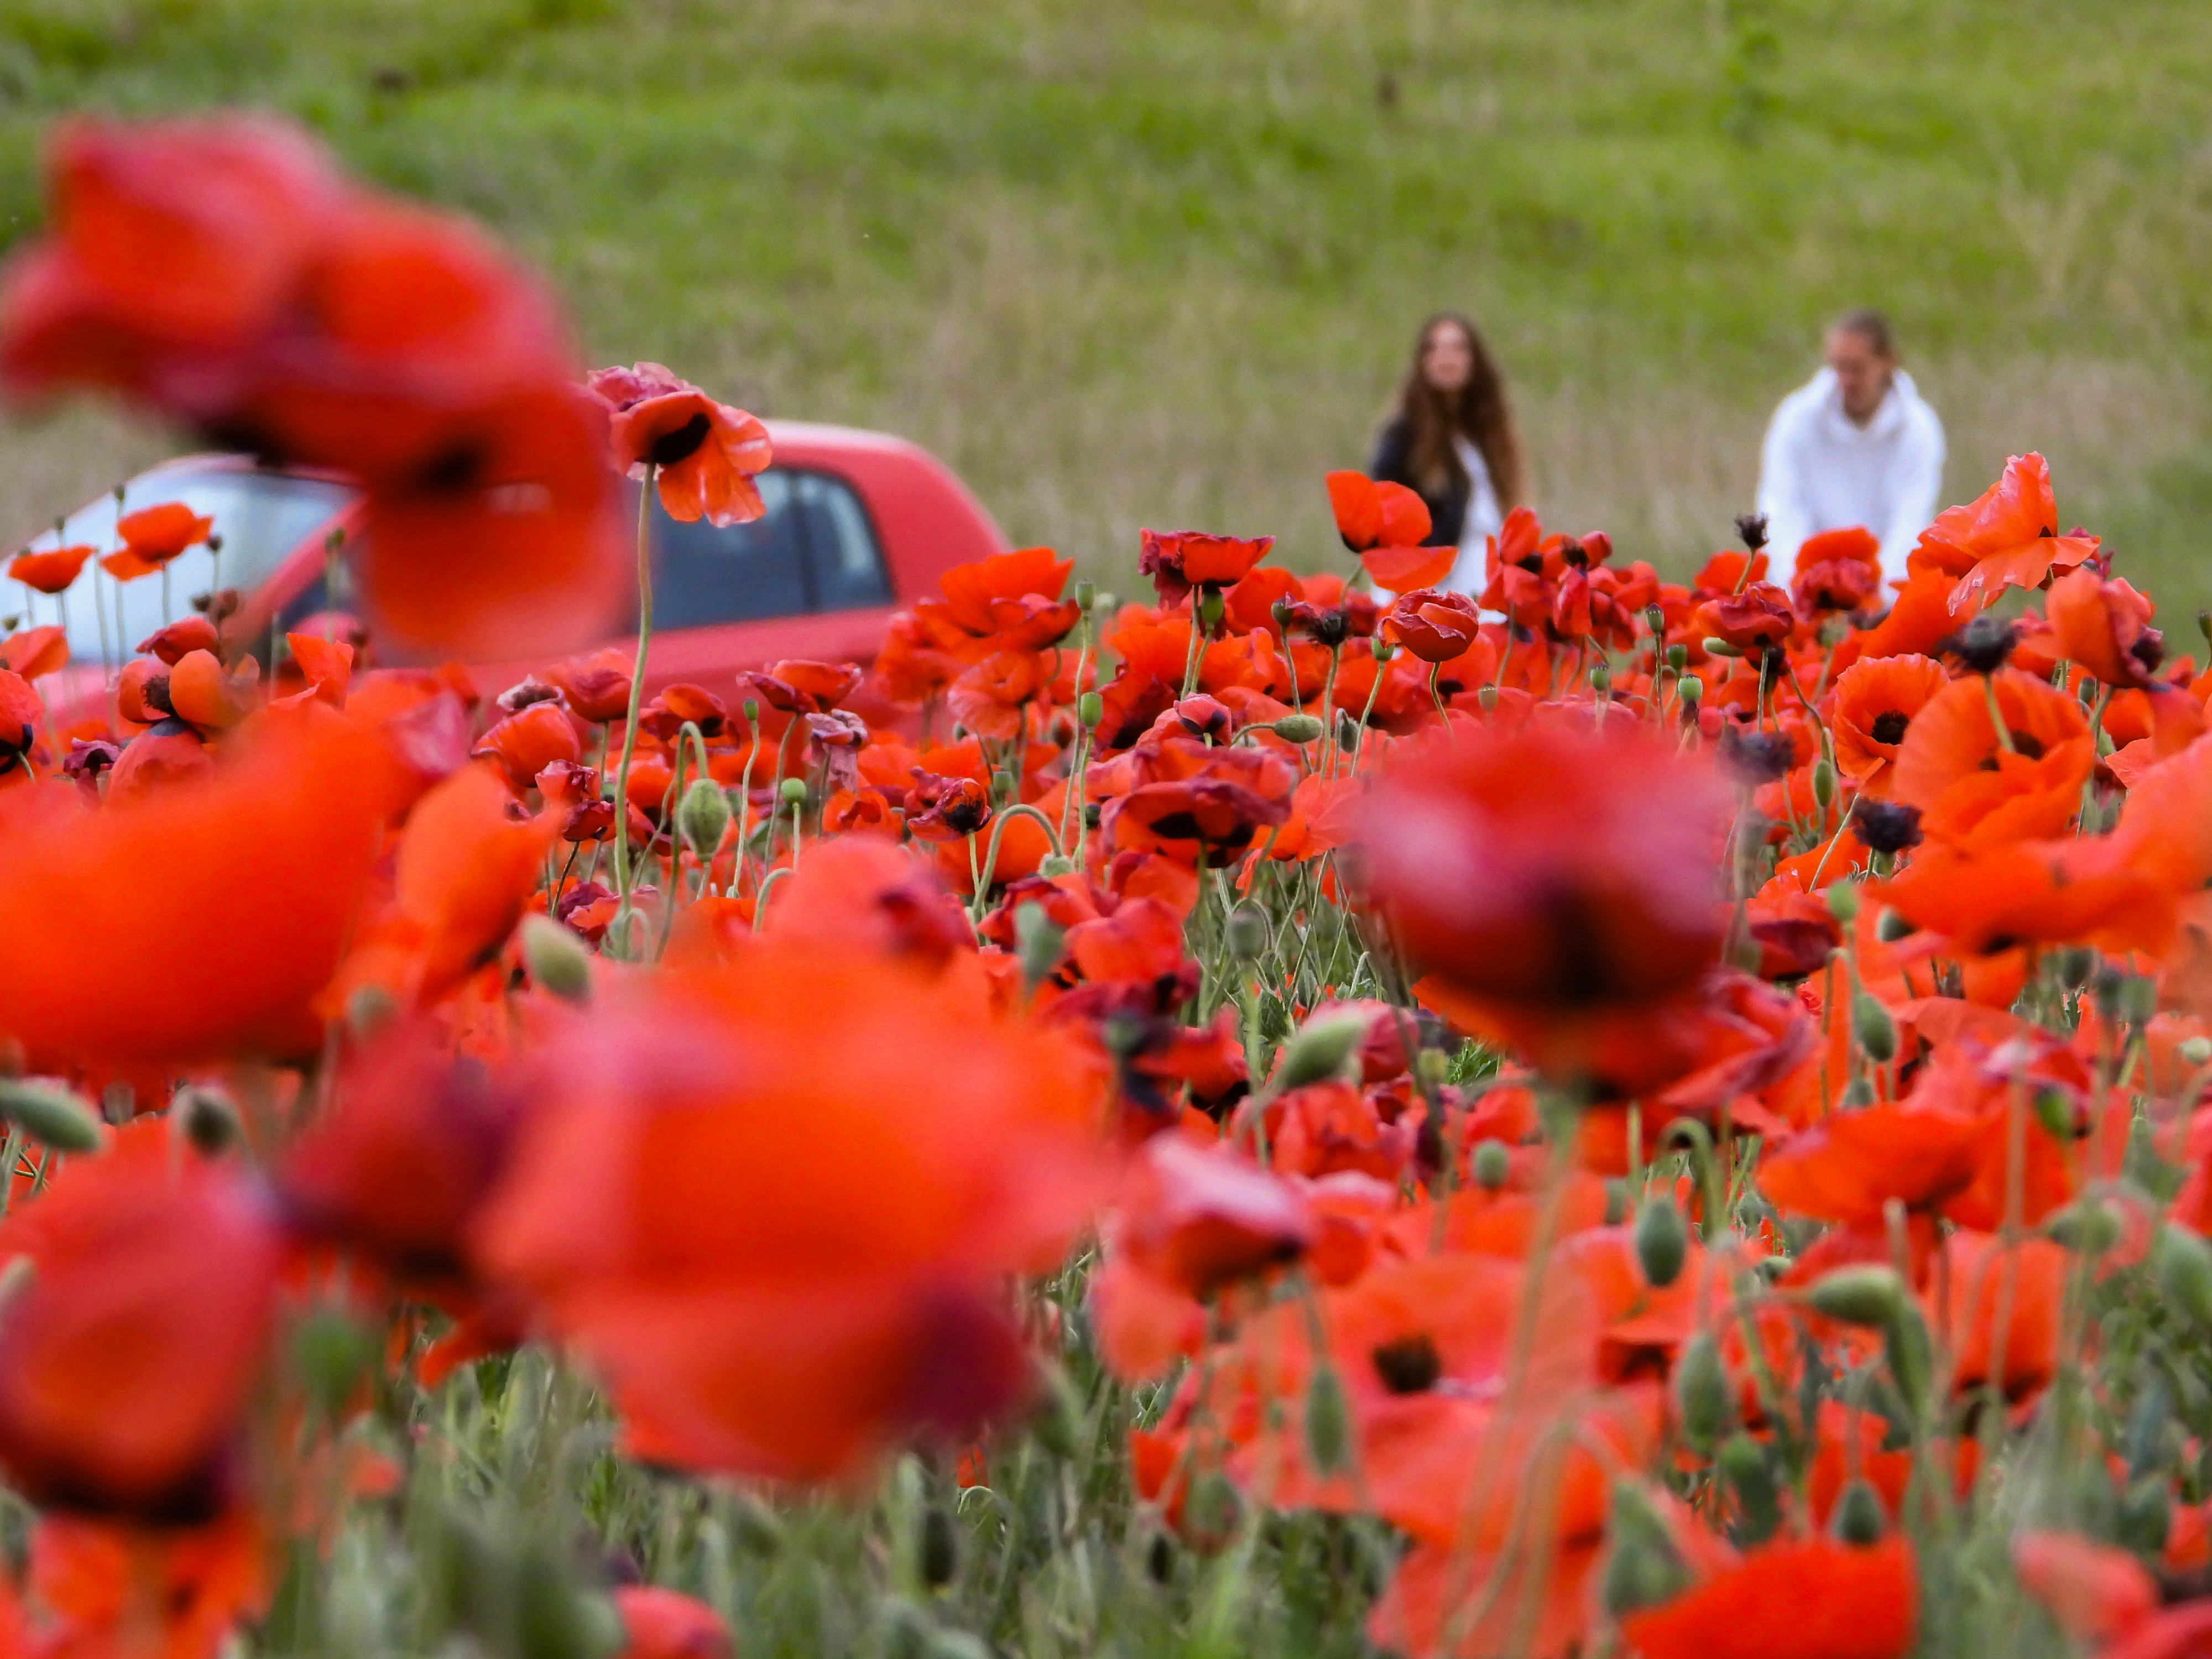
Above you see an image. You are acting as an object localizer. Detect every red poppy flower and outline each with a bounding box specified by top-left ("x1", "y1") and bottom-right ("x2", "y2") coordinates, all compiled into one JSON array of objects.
[
  {"x1": 1110, "y1": 1134, "x2": 1312, "y2": 1300},
  {"x1": 591, "y1": 362, "x2": 773, "y2": 526},
  {"x1": 0, "y1": 668, "x2": 39, "y2": 778},
  {"x1": 542, "y1": 647, "x2": 633, "y2": 723},
  {"x1": 2047, "y1": 566, "x2": 2168, "y2": 691},
  {"x1": 0, "y1": 624, "x2": 67, "y2": 681},
  {"x1": 109, "y1": 502, "x2": 213, "y2": 580},
  {"x1": 1891, "y1": 667, "x2": 2092, "y2": 851},
  {"x1": 473, "y1": 942, "x2": 1107, "y2": 1483},
  {"x1": 0, "y1": 708, "x2": 397, "y2": 1068},
  {"x1": 135, "y1": 615, "x2": 220, "y2": 665},
  {"x1": 752, "y1": 836, "x2": 974, "y2": 969},
  {"x1": 1620, "y1": 1535, "x2": 1918, "y2": 1659},
  {"x1": 1382, "y1": 588, "x2": 1484, "y2": 663},
  {"x1": 1357, "y1": 721, "x2": 1729, "y2": 1071},
  {"x1": 7, "y1": 545, "x2": 94, "y2": 594},
  {"x1": 738, "y1": 659, "x2": 864, "y2": 714},
  {"x1": 1138, "y1": 530, "x2": 1275, "y2": 605},
  {"x1": 905, "y1": 771, "x2": 992, "y2": 841},
  {"x1": 281, "y1": 630, "x2": 353, "y2": 707},
  {"x1": 1829, "y1": 654, "x2": 1947, "y2": 788},
  {"x1": 1698, "y1": 582, "x2": 1797, "y2": 652},
  {"x1": 2014, "y1": 1531, "x2": 2158, "y2": 1648},
  {"x1": 613, "y1": 1587, "x2": 733, "y2": 1659},
  {"x1": 0, "y1": 1146, "x2": 283, "y2": 1518},
  {"x1": 917, "y1": 546, "x2": 1081, "y2": 658},
  {"x1": 165, "y1": 648, "x2": 260, "y2": 731},
  {"x1": 1791, "y1": 526, "x2": 1883, "y2": 614},
  {"x1": 1326, "y1": 469, "x2": 1452, "y2": 591},
  {"x1": 947, "y1": 648, "x2": 1049, "y2": 741},
  {"x1": 1919, "y1": 452, "x2": 2100, "y2": 615},
  {"x1": 1937, "y1": 1231, "x2": 2067, "y2": 1400},
  {"x1": 1879, "y1": 837, "x2": 2175, "y2": 958}
]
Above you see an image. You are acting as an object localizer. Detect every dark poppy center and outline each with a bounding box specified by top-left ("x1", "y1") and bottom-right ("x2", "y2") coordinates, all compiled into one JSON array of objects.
[
  {"x1": 1371, "y1": 1332, "x2": 1443, "y2": 1395},
  {"x1": 1871, "y1": 710, "x2": 1910, "y2": 745},
  {"x1": 647, "y1": 411, "x2": 713, "y2": 467},
  {"x1": 2011, "y1": 730, "x2": 2045, "y2": 759},
  {"x1": 945, "y1": 799, "x2": 990, "y2": 835}
]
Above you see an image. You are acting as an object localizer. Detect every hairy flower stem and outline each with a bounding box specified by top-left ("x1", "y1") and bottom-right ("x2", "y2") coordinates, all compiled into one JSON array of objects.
[{"x1": 608, "y1": 466, "x2": 657, "y2": 958}]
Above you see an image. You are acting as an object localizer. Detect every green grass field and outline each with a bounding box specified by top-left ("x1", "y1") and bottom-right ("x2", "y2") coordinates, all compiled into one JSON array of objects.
[{"x1": 6, "y1": 0, "x2": 2212, "y2": 611}]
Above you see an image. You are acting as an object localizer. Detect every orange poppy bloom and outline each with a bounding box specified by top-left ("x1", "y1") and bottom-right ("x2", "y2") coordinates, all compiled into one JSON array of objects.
[
  {"x1": 0, "y1": 668, "x2": 39, "y2": 779},
  {"x1": 0, "y1": 624, "x2": 67, "y2": 681},
  {"x1": 1919, "y1": 452, "x2": 2100, "y2": 615},
  {"x1": 916, "y1": 545, "x2": 1081, "y2": 658},
  {"x1": 541, "y1": 646, "x2": 632, "y2": 723},
  {"x1": 0, "y1": 1146, "x2": 281, "y2": 1517},
  {"x1": 1877, "y1": 838, "x2": 2176, "y2": 958},
  {"x1": 0, "y1": 707, "x2": 396, "y2": 1068},
  {"x1": 1828, "y1": 653, "x2": 1947, "y2": 787},
  {"x1": 1891, "y1": 667, "x2": 2091, "y2": 850},
  {"x1": 164, "y1": 648, "x2": 259, "y2": 730},
  {"x1": 473, "y1": 942, "x2": 1107, "y2": 1483},
  {"x1": 591, "y1": 362, "x2": 773, "y2": 527},
  {"x1": 28, "y1": 1509, "x2": 270, "y2": 1659},
  {"x1": 472, "y1": 698, "x2": 582, "y2": 794},
  {"x1": 7, "y1": 544, "x2": 94, "y2": 593},
  {"x1": 1326, "y1": 469, "x2": 1452, "y2": 591},
  {"x1": 1138, "y1": 530, "x2": 1275, "y2": 604},
  {"x1": 1791, "y1": 526, "x2": 1883, "y2": 614},
  {"x1": 135, "y1": 616, "x2": 219, "y2": 664},
  {"x1": 1759, "y1": 1100, "x2": 1987, "y2": 1227},
  {"x1": 115, "y1": 502, "x2": 213, "y2": 570},
  {"x1": 1620, "y1": 1535, "x2": 1918, "y2": 1659}
]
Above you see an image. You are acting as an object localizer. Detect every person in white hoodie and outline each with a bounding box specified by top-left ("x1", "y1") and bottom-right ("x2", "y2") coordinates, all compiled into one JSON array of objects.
[{"x1": 1755, "y1": 309, "x2": 1945, "y2": 592}]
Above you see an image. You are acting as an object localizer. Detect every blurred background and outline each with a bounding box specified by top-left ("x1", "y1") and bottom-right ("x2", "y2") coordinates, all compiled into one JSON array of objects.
[{"x1": 4, "y1": 0, "x2": 2211, "y2": 606}]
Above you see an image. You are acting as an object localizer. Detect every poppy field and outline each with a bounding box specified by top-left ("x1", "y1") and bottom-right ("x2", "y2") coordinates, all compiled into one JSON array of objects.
[{"x1": 10, "y1": 113, "x2": 2212, "y2": 1659}]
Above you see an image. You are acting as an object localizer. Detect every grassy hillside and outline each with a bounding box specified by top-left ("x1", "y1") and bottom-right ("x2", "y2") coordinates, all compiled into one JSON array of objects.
[{"x1": 5, "y1": 0, "x2": 2212, "y2": 609}]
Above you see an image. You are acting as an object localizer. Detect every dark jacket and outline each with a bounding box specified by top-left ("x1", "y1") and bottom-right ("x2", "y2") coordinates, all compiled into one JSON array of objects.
[{"x1": 1369, "y1": 416, "x2": 1464, "y2": 547}]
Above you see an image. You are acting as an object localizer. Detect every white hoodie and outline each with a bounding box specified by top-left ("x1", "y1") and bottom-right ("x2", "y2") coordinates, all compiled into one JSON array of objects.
[{"x1": 1755, "y1": 366, "x2": 1945, "y2": 589}]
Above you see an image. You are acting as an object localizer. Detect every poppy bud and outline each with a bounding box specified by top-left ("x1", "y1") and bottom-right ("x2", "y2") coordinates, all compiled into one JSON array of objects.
[
  {"x1": 2122, "y1": 974, "x2": 2160, "y2": 1026},
  {"x1": 1371, "y1": 637, "x2": 1397, "y2": 663},
  {"x1": 919, "y1": 1506, "x2": 959, "y2": 1589},
  {"x1": 676, "y1": 777, "x2": 731, "y2": 857},
  {"x1": 1225, "y1": 900, "x2": 1270, "y2": 962},
  {"x1": 1875, "y1": 906, "x2": 1913, "y2": 943},
  {"x1": 1271, "y1": 713, "x2": 1323, "y2": 744},
  {"x1": 1806, "y1": 1264, "x2": 1906, "y2": 1328},
  {"x1": 1470, "y1": 1138, "x2": 1511, "y2": 1191},
  {"x1": 1198, "y1": 589, "x2": 1225, "y2": 632},
  {"x1": 1599, "y1": 1481, "x2": 1692, "y2": 1617},
  {"x1": 1013, "y1": 901, "x2": 1066, "y2": 991},
  {"x1": 1676, "y1": 672, "x2": 1702, "y2": 703},
  {"x1": 1644, "y1": 604, "x2": 1667, "y2": 637},
  {"x1": 1826, "y1": 883, "x2": 1860, "y2": 926},
  {"x1": 2199, "y1": 609, "x2": 2212, "y2": 650},
  {"x1": 347, "y1": 983, "x2": 400, "y2": 1038},
  {"x1": 1037, "y1": 853, "x2": 1078, "y2": 878},
  {"x1": 1812, "y1": 757, "x2": 1835, "y2": 809},
  {"x1": 778, "y1": 776, "x2": 808, "y2": 807},
  {"x1": 1883, "y1": 1304, "x2": 1933, "y2": 1416},
  {"x1": 1719, "y1": 1433, "x2": 1780, "y2": 1543},
  {"x1": 2032, "y1": 1087, "x2": 2074, "y2": 1139},
  {"x1": 2126, "y1": 1381, "x2": 2170, "y2": 1480},
  {"x1": 1841, "y1": 1075, "x2": 1876, "y2": 1108},
  {"x1": 1274, "y1": 1008, "x2": 1371, "y2": 1092},
  {"x1": 1589, "y1": 663, "x2": 1611, "y2": 693},
  {"x1": 1078, "y1": 691, "x2": 1104, "y2": 728},
  {"x1": 0, "y1": 1077, "x2": 102, "y2": 1153},
  {"x1": 290, "y1": 1306, "x2": 379, "y2": 1419},
  {"x1": 742, "y1": 697, "x2": 761, "y2": 724},
  {"x1": 1674, "y1": 1332, "x2": 1729, "y2": 1450},
  {"x1": 520, "y1": 913, "x2": 593, "y2": 1004},
  {"x1": 1666, "y1": 643, "x2": 1689, "y2": 672},
  {"x1": 2053, "y1": 946, "x2": 2096, "y2": 989},
  {"x1": 2046, "y1": 1197, "x2": 2122, "y2": 1256},
  {"x1": 1831, "y1": 1478, "x2": 1887, "y2": 1546},
  {"x1": 1853, "y1": 992, "x2": 1897, "y2": 1063},
  {"x1": 1702, "y1": 636, "x2": 1743, "y2": 658},
  {"x1": 2181, "y1": 1036, "x2": 2212, "y2": 1068},
  {"x1": 1305, "y1": 1359, "x2": 1352, "y2": 1474},
  {"x1": 2154, "y1": 1225, "x2": 2212, "y2": 1329},
  {"x1": 1075, "y1": 580, "x2": 1096, "y2": 613},
  {"x1": 1635, "y1": 1196, "x2": 1688, "y2": 1289},
  {"x1": 1476, "y1": 685, "x2": 1498, "y2": 711}
]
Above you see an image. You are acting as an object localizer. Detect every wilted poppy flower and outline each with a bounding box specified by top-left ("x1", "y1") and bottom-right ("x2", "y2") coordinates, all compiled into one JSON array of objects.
[
  {"x1": 1138, "y1": 530, "x2": 1275, "y2": 606},
  {"x1": 1919, "y1": 452, "x2": 2099, "y2": 615},
  {"x1": 591, "y1": 362, "x2": 773, "y2": 527},
  {"x1": 0, "y1": 1147, "x2": 283, "y2": 1518},
  {"x1": 1383, "y1": 588, "x2": 1483, "y2": 664},
  {"x1": 1357, "y1": 721, "x2": 1729, "y2": 1072},
  {"x1": 7, "y1": 545, "x2": 94, "y2": 593},
  {"x1": 1791, "y1": 526, "x2": 1883, "y2": 614},
  {"x1": 473, "y1": 943, "x2": 1107, "y2": 1483}
]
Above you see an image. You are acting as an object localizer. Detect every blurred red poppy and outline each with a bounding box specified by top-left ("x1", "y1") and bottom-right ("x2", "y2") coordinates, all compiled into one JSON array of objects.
[
  {"x1": 1620, "y1": 1535, "x2": 1918, "y2": 1659},
  {"x1": 1138, "y1": 530, "x2": 1275, "y2": 605},
  {"x1": 7, "y1": 545, "x2": 94, "y2": 593}
]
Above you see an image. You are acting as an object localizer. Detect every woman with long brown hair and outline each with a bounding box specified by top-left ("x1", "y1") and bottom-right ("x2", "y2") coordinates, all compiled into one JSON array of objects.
[{"x1": 1368, "y1": 312, "x2": 1526, "y2": 595}]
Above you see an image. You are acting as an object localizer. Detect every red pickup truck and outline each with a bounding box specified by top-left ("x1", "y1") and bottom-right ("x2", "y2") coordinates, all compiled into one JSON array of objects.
[{"x1": 16, "y1": 419, "x2": 1008, "y2": 705}]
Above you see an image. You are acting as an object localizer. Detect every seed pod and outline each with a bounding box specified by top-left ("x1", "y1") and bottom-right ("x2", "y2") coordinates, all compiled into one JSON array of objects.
[
  {"x1": 1305, "y1": 1360, "x2": 1352, "y2": 1474},
  {"x1": 1644, "y1": 604, "x2": 1667, "y2": 637},
  {"x1": 1470, "y1": 1139, "x2": 1511, "y2": 1191},
  {"x1": 1812, "y1": 758, "x2": 1835, "y2": 810},
  {"x1": 778, "y1": 776, "x2": 808, "y2": 806},
  {"x1": 1666, "y1": 643, "x2": 1689, "y2": 674},
  {"x1": 1825, "y1": 883, "x2": 1860, "y2": 926},
  {"x1": 1635, "y1": 1196, "x2": 1689, "y2": 1290},
  {"x1": 1806, "y1": 1264, "x2": 1906, "y2": 1328},
  {"x1": 1674, "y1": 1332, "x2": 1730, "y2": 1450},
  {"x1": 172, "y1": 1085, "x2": 243, "y2": 1157},
  {"x1": 0, "y1": 1077, "x2": 102, "y2": 1153},
  {"x1": 1589, "y1": 662, "x2": 1612, "y2": 693},
  {"x1": 1274, "y1": 1008, "x2": 1371, "y2": 1092},
  {"x1": 520, "y1": 912, "x2": 593, "y2": 1004},
  {"x1": 2154, "y1": 1225, "x2": 2212, "y2": 1329},
  {"x1": 1074, "y1": 578, "x2": 1096, "y2": 613},
  {"x1": 1198, "y1": 589, "x2": 1225, "y2": 631},
  {"x1": 1074, "y1": 691, "x2": 1102, "y2": 728},
  {"x1": 1476, "y1": 685, "x2": 1498, "y2": 711},
  {"x1": 675, "y1": 776, "x2": 730, "y2": 857},
  {"x1": 1841, "y1": 1076, "x2": 1876, "y2": 1108},
  {"x1": 1677, "y1": 673, "x2": 1703, "y2": 703},
  {"x1": 1271, "y1": 713, "x2": 1324, "y2": 744},
  {"x1": 2182, "y1": 1036, "x2": 2212, "y2": 1067},
  {"x1": 2122, "y1": 974, "x2": 2161, "y2": 1026},
  {"x1": 1851, "y1": 992, "x2": 1897, "y2": 1064},
  {"x1": 1876, "y1": 907, "x2": 1913, "y2": 943},
  {"x1": 1831, "y1": 1478, "x2": 1887, "y2": 1546}
]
